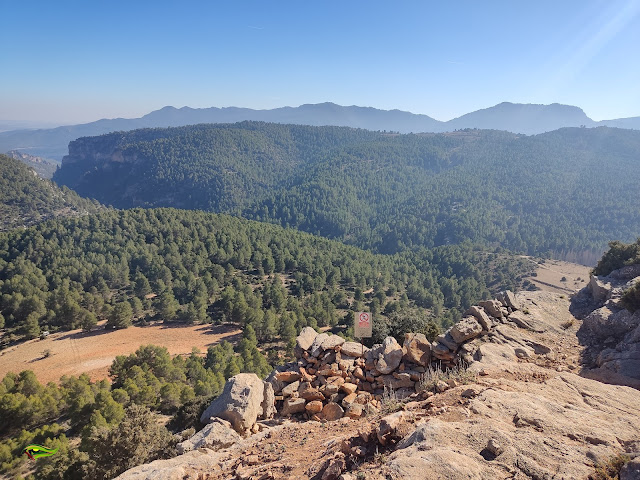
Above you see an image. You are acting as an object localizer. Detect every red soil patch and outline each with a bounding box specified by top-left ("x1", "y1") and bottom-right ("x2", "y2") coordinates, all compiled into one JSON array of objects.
[{"x1": 0, "y1": 322, "x2": 242, "y2": 384}]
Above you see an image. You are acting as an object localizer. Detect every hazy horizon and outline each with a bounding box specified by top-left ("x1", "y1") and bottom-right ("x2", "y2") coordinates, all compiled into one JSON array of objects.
[{"x1": 2, "y1": 99, "x2": 640, "y2": 131}]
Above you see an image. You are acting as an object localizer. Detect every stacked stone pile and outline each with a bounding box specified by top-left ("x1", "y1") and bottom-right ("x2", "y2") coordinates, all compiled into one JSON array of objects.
[
  {"x1": 433, "y1": 290, "x2": 520, "y2": 366},
  {"x1": 268, "y1": 291, "x2": 520, "y2": 421},
  {"x1": 267, "y1": 329, "x2": 432, "y2": 421}
]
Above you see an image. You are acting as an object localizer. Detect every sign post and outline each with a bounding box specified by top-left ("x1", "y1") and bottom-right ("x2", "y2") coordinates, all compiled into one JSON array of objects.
[{"x1": 354, "y1": 312, "x2": 372, "y2": 354}]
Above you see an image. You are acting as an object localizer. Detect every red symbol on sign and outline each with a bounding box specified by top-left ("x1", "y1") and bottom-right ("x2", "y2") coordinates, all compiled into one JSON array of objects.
[{"x1": 358, "y1": 312, "x2": 370, "y2": 327}]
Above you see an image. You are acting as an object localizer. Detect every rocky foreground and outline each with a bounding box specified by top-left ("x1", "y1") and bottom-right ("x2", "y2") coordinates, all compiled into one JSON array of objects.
[{"x1": 117, "y1": 286, "x2": 640, "y2": 480}]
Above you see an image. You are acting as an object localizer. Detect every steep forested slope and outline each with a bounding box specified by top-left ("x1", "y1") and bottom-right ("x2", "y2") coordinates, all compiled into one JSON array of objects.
[
  {"x1": 54, "y1": 123, "x2": 640, "y2": 261},
  {"x1": 0, "y1": 154, "x2": 103, "y2": 231},
  {"x1": 0, "y1": 208, "x2": 533, "y2": 345}
]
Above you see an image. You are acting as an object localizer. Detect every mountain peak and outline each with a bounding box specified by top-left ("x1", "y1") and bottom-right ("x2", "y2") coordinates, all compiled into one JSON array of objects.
[{"x1": 447, "y1": 102, "x2": 593, "y2": 134}]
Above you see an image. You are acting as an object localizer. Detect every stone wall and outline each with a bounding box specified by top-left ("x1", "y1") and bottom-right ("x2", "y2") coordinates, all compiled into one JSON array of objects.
[{"x1": 268, "y1": 290, "x2": 520, "y2": 421}]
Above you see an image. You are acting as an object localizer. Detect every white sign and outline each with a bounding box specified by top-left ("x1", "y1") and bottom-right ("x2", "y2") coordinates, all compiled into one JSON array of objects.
[{"x1": 354, "y1": 311, "x2": 372, "y2": 338}]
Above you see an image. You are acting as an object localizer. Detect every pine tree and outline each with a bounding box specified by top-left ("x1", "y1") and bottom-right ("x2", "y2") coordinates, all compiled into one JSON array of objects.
[
  {"x1": 108, "y1": 302, "x2": 133, "y2": 329},
  {"x1": 23, "y1": 312, "x2": 41, "y2": 339}
]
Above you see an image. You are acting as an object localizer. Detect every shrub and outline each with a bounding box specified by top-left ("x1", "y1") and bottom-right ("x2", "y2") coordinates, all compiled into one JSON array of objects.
[
  {"x1": 591, "y1": 453, "x2": 631, "y2": 480},
  {"x1": 593, "y1": 239, "x2": 640, "y2": 276},
  {"x1": 418, "y1": 362, "x2": 477, "y2": 392},
  {"x1": 621, "y1": 281, "x2": 640, "y2": 313},
  {"x1": 380, "y1": 386, "x2": 403, "y2": 414},
  {"x1": 84, "y1": 404, "x2": 176, "y2": 480}
]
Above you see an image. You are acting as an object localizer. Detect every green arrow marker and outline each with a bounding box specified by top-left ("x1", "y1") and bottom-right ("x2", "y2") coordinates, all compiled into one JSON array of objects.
[{"x1": 23, "y1": 444, "x2": 58, "y2": 460}]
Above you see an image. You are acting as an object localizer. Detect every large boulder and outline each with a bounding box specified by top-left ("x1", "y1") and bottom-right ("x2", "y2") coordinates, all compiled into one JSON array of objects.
[
  {"x1": 321, "y1": 334, "x2": 345, "y2": 351},
  {"x1": 177, "y1": 418, "x2": 241, "y2": 454},
  {"x1": 498, "y1": 290, "x2": 519, "y2": 310},
  {"x1": 436, "y1": 331, "x2": 459, "y2": 351},
  {"x1": 281, "y1": 397, "x2": 306, "y2": 416},
  {"x1": 403, "y1": 333, "x2": 432, "y2": 366},
  {"x1": 200, "y1": 373, "x2": 265, "y2": 434},
  {"x1": 265, "y1": 365, "x2": 289, "y2": 394},
  {"x1": 479, "y1": 300, "x2": 504, "y2": 318},
  {"x1": 296, "y1": 326, "x2": 318, "y2": 353},
  {"x1": 582, "y1": 307, "x2": 640, "y2": 342},
  {"x1": 261, "y1": 381, "x2": 276, "y2": 419},
  {"x1": 310, "y1": 333, "x2": 330, "y2": 357},
  {"x1": 305, "y1": 400, "x2": 324, "y2": 414},
  {"x1": 281, "y1": 380, "x2": 300, "y2": 397},
  {"x1": 299, "y1": 382, "x2": 325, "y2": 401},
  {"x1": 377, "y1": 411, "x2": 411, "y2": 446},
  {"x1": 465, "y1": 306, "x2": 493, "y2": 330},
  {"x1": 620, "y1": 457, "x2": 640, "y2": 480},
  {"x1": 275, "y1": 371, "x2": 301, "y2": 383},
  {"x1": 375, "y1": 337, "x2": 404, "y2": 374},
  {"x1": 589, "y1": 276, "x2": 612, "y2": 302},
  {"x1": 597, "y1": 343, "x2": 640, "y2": 380},
  {"x1": 432, "y1": 342, "x2": 456, "y2": 362},
  {"x1": 609, "y1": 265, "x2": 640, "y2": 280},
  {"x1": 340, "y1": 341, "x2": 369, "y2": 358},
  {"x1": 321, "y1": 402, "x2": 344, "y2": 421},
  {"x1": 450, "y1": 316, "x2": 483, "y2": 344}
]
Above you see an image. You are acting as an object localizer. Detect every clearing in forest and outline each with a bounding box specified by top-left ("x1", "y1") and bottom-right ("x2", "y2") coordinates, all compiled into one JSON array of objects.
[{"x1": 0, "y1": 322, "x2": 242, "y2": 384}]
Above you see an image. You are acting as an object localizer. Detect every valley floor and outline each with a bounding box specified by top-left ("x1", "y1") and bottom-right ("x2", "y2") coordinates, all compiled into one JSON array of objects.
[
  {"x1": 526, "y1": 258, "x2": 591, "y2": 295},
  {"x1": 0, "y1": 322, "x2": 241, "y2": 384}
]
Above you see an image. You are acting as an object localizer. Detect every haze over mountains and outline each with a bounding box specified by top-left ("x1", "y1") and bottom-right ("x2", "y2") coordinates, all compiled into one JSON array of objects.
[{"x1": 2, "y1": 101, "x2": 639, "y2": 161}]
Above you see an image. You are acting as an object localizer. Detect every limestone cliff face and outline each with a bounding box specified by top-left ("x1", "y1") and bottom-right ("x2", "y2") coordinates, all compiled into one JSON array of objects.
[
  {"x1": 59, "y1": 135, "x2": 141, "y2": 173},
  {"x1": 53, "y1": 134, "x2": 154, "y2": 207}
]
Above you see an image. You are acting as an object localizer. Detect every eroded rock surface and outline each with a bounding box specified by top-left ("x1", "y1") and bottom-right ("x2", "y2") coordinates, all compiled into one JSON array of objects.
[
  {"x1": 573, "y1": 263, "x2": 640, "y2": 386},
  {"x1": 177, "y1": 418, "x2": 241, "y2": 454},
  {"x1": 117, "y1": 290, "x2": 640, "y2": 480}
]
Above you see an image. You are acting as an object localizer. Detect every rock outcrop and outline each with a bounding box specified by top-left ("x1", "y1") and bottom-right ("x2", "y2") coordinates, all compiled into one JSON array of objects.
[
  {"x1": 572, "y1": 264, "x2": 640, "y2": 386},
  {"x1": 387, "y1": 369, "x2": 640, "y2": 479},
  {"x1": 200, "y1": 373, "x2": 274, "y2": 434},
  {"x1": 177, "y1": 418, "x2": 241, "y2": 454},
  {"x1": 116, "y1": 290, "x2": 640, "y2": 480},
  {"x1": 432, "y1": 290, "x2": 522, "y2": 366}
]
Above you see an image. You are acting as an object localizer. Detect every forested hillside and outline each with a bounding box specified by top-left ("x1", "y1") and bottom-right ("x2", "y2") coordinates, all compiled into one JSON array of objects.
[
  {"x1": 0, "y1": 154, "x2": 103, "y2": 231},
  {"x1": 54, "y1": 123, "x2": 640, "y2": 262},
  {"x1": 0, "y1": 208, "x2": 533, "y2": 347}
]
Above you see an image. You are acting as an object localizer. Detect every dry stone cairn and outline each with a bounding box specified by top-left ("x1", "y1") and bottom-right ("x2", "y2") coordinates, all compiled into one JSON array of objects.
[
  {"x1": 267, "y1": 326, "x2": 433, "y2": 420},
  {"x1": 267, "y1": 290, "x2": 520, "y2": 420}
]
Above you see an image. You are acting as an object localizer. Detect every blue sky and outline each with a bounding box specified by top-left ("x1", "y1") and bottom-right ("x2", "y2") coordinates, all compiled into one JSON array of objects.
[{"x1": 2, "y1": 0, "x2": 640, "y2": 125}]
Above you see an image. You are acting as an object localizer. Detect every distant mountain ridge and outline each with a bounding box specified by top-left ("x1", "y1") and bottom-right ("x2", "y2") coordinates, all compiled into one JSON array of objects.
[{"x1": 1, "y1": 101, "x2": 639, "y2": 160}]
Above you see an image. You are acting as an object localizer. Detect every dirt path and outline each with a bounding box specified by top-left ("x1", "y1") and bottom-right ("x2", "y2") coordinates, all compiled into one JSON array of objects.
[{"x1": 0, "y1": 322, "x2": 242, "y2": 384}]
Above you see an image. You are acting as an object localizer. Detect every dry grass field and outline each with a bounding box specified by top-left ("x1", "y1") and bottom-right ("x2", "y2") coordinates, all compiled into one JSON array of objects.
[
  {"x1": 0, "y1": 322, "x2": 242, "y2": 384},
  {"x1": 527, "y1": 258, "x2": 592, "y2": 294}
]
